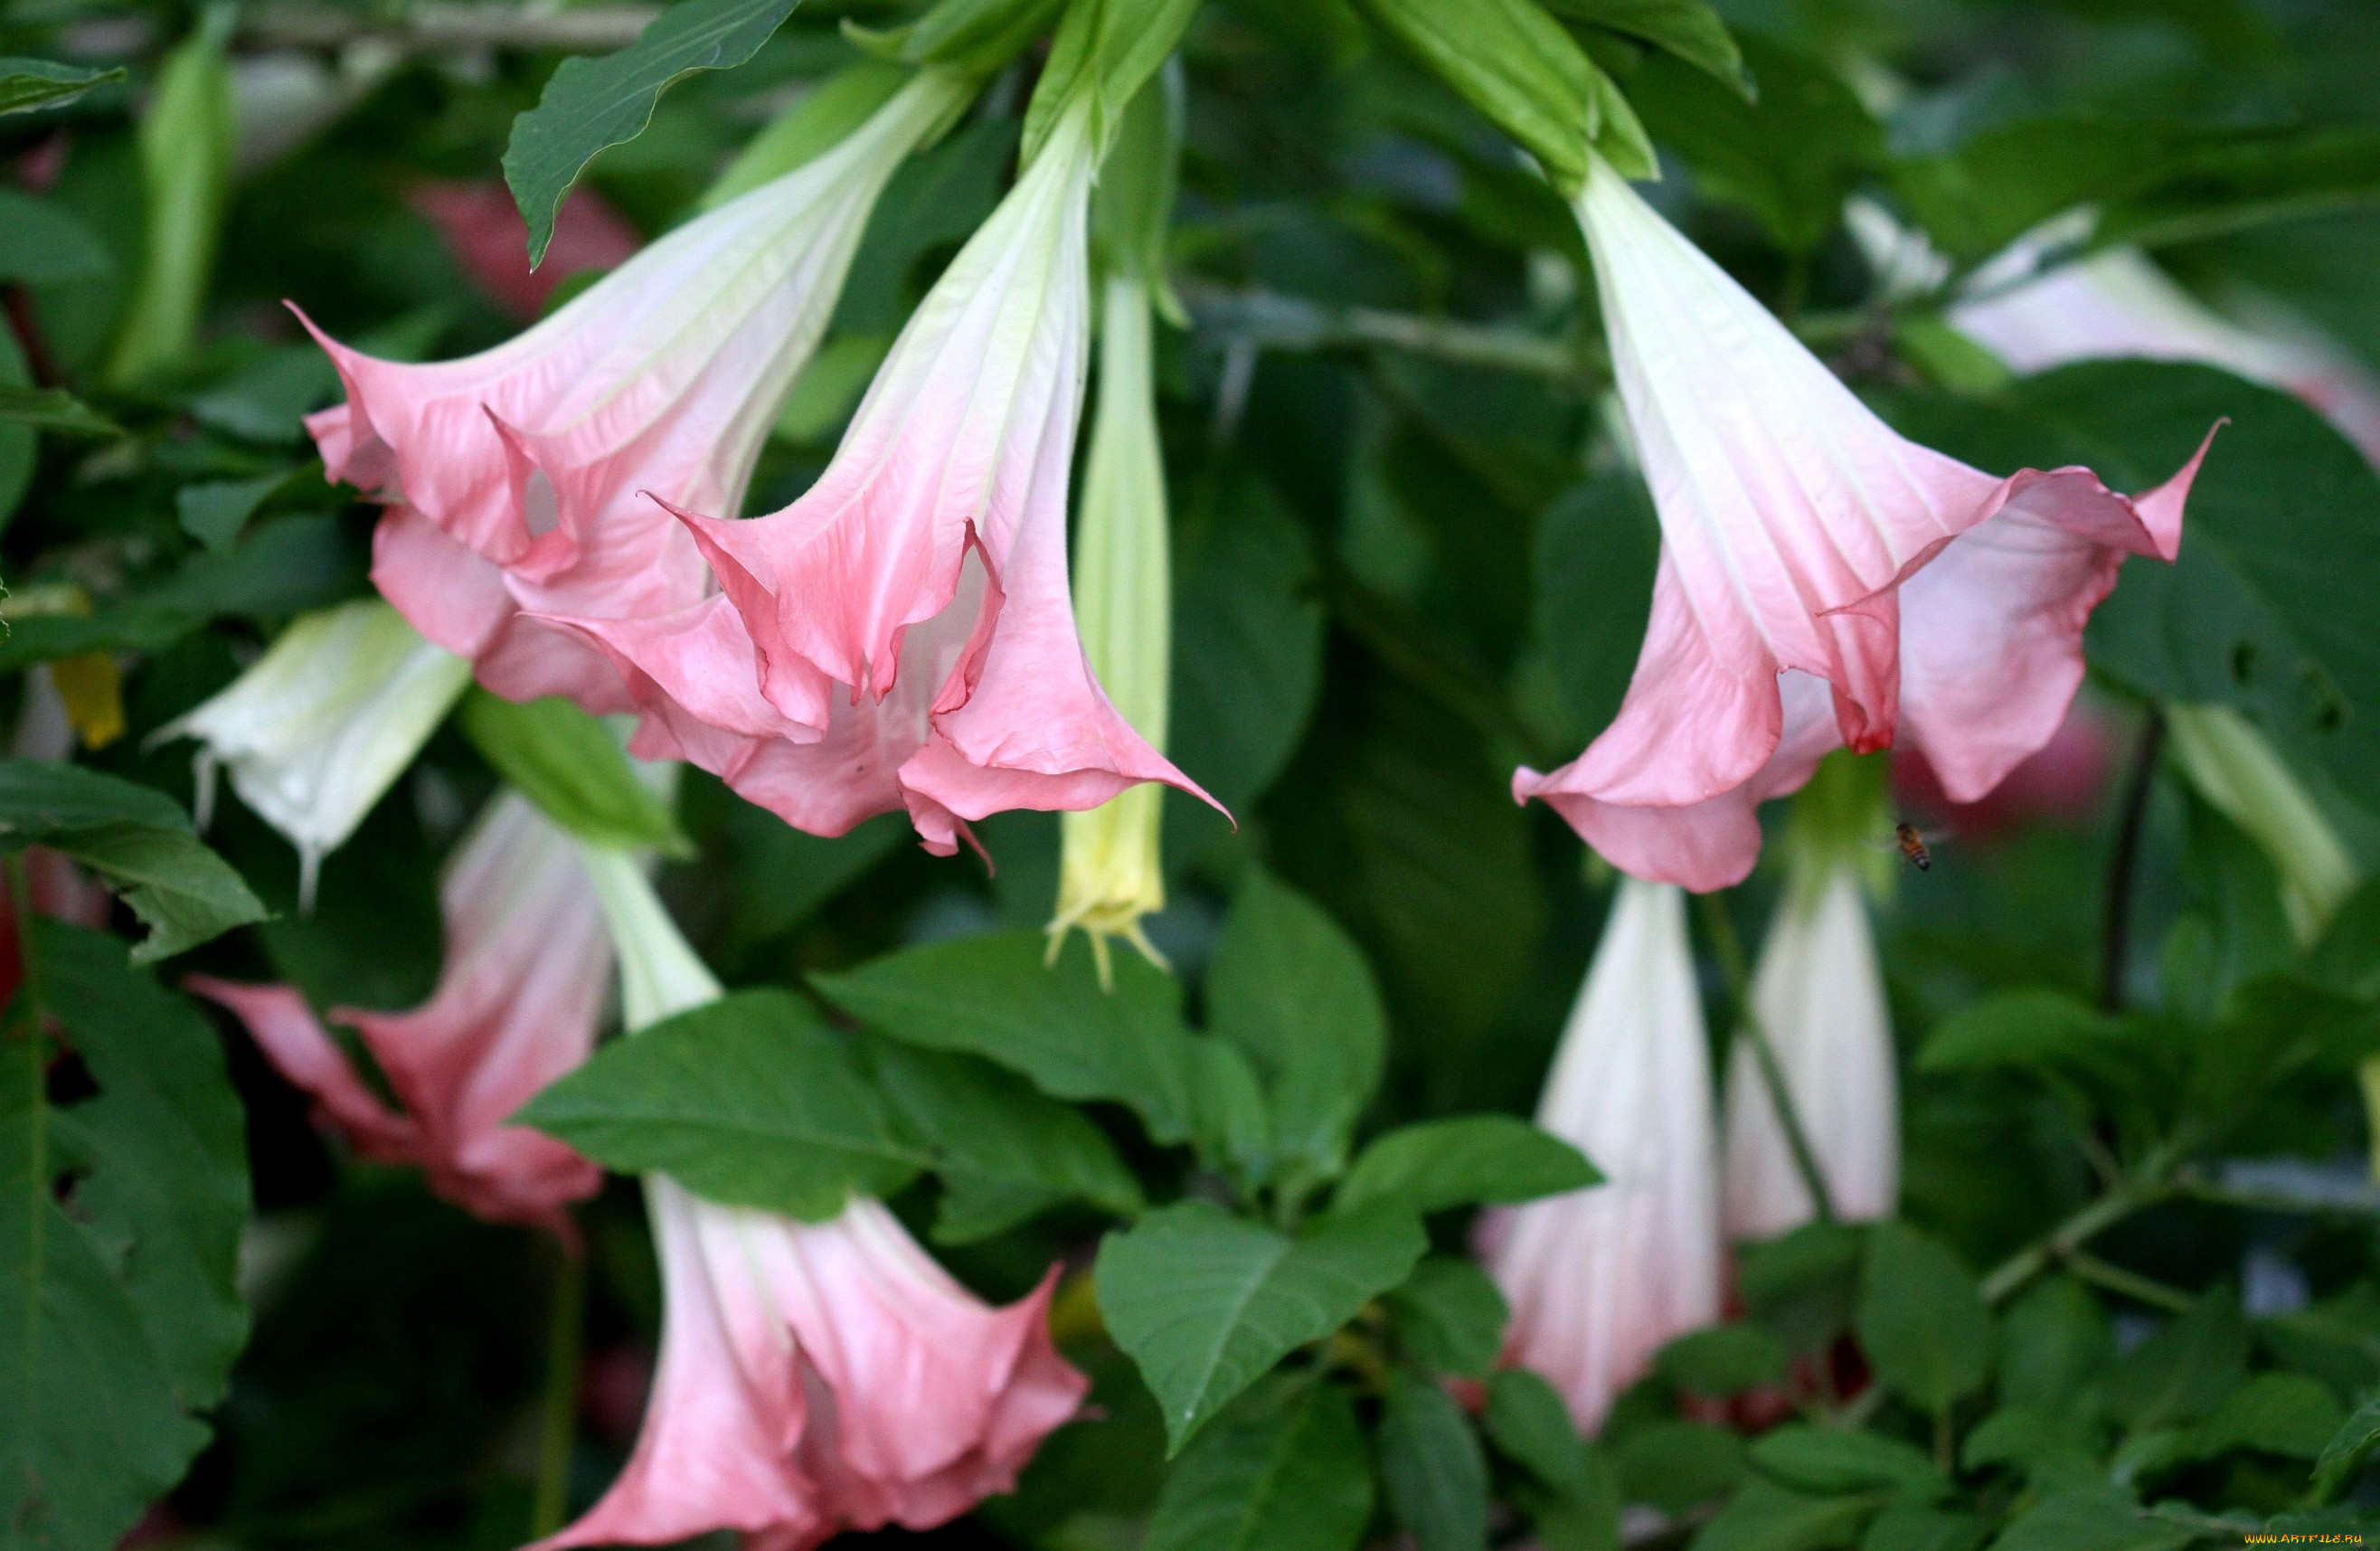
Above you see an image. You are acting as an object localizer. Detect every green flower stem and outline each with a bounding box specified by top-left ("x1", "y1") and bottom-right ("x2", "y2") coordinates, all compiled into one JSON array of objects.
[
  {"x1": 2062, "y1": 1249, "x2": 2194, "y2": 1312},
  {"x1": 1695, "y1": 890, "x2": 1837, "y2": 1225},
  {"x1": 529, "y1": 1242, "x2": 585, "y2": 1539},
  {"x1": 1979, "y1": 1178, "x2": 2174, "y2": 1306}
]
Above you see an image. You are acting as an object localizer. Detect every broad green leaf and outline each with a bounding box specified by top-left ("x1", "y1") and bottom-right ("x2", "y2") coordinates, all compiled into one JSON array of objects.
[
  {"x1": 860, "y1": 1038, "x2": 1142, "y2": 1241},
  {"x1": 1, "y1": 920, "x2": 249, "y2": 1551},
  {"x1": 1960, "y1": 1405, "x2": 2100, "y2": 1483},
  {"x1": 1188, "y1": 1036, "x2": 1276, "y2": 1184},
  {"x1": 0, "y1": 383, "x2": 119, "y2": 436},
  {"x1": 1205, "y1": 870, "x2": 1385, "y2": 1181},
  {"x1": 1625, "y1": 32, "x2": 1882, "y2": 253},
  {"x1": 0, "y1": 759, "x2": 266, "y2": 961},
  {"x1": 504, "y1": 0, "x2": 803, "y2": 267},
  {"x1": 1658, "y1": 1324, "x2": 1793, "y2": 1398},
  {"x1": 519, "y1": 989, "x2": 926, "y2": 1220},
  {"x1": 1527, "y1": 473, "x2": 1659, "y2": 752},
  {"x1": 1094, "y1": 1198, "x2": 1426, "y2": 1451},
  {"x1": 1998, "y1": 1276, "x2": 2112, "y2": 1412},
  {"x1": 1988, "y1": 1486, "x2": 2195, "y2": 1551},
  {"x1": 2311, "y1": 1390, "x2": 2380, "y2": 1503},
  {"x1": 1384, "y1": 1256, "x2": 1508, "y2": 1378},
  {"x1": 2181, "y1": 1371, "x2": 2342, "y2": 1461},
  {"x1": 175, "y1": 472, "x2": 285, "y2": 555},
  {"x1": 1614, "y1": 1420, "x2": 1747, "y2": 1515},
  {"x1": 2102, "y1": 1288, "x2": 2250, "y2": 1433},
  {"x1": 813, "y1": 930, "x2": 1201, "y2": 1145},
  {"x1": 0, "y1": 58, "x2": 125, "y2": 115},
  {"x1": 1336, "y1": 1114, "x2": 1599, "y2": 1216},
  {"x1": 458, "y1": 690, "x2": 689, "y2": 855},
  {"x1": 717, "y1": 800, "x2": 905, "y2": 950},
  {"x1": 2102, "y1": 125, "x2": 2380, "y2": 250},
  {"x1": 105, "y1": 16, "x2": 233, "y2": 386},
  {"x1": 1142, "y1": 1374, "x2": 1374, "y2": 1551},
  {"x1": 1378, "y1": 1368, "x2": 1489, "y2": 1551},
  {"x1": 1856, "y1": 1223, "x2": 1993, "y2": 1415},
  {"x1": 1544, "y1": 0, "x2": 1742, "y2": 90},
  {"x1": 0, "y1": 190, "x2": 114, "y2": 285},
  {"x1": 1916, "y1": 989, "x2": 2151, "y2": 1138},
  {"x1": 1858, "y1": 1504, "x2": 1991, "y2": 1551},
  {"x1": 1349, "y1": 0, "x2": 1633, "y2": 193},
  {"x1": 1747, "y1": 1426, "x2": 1945, "y2": 1500},
  {"x1": 1737, "y1": 1220, "x2": 1866, "y2": 1354},
  {"x1": 1483, "y1": 1369, "x2": 1595, "y2": 1500},
  {"x1": 2307, "y1": 875, "x2": 2380, "y2": 998},
  {"x1": 1687, "y1": 1477, "x2": 1875, "y2": 1551}
]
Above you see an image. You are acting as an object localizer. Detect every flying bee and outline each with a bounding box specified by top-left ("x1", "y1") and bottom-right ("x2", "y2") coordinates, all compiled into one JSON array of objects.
[{"x1": 1892, "y1": 822, "x2": 1939, "y2": 871}]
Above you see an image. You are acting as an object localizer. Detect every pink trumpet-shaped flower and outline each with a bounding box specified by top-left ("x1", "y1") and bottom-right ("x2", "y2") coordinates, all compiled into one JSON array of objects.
[
  {"x1": 1952, "y1": 247, "x2": 2380, "y2": 466},
  {"x1": 557, "y1": 98, "x2": 1212, "y2": 854},
  {"x1": 548, "y1": 850, "x2": 1086, "y2": 1547},
  {"x1": 1515, "y1": 158, "x2": 2210, "y2": 890},
  {"x1": 300, "y1": 71, "x2": 970, "y2": 711},
  {"x1": 1479, "y1": 878, "x2": 1722, "y2": 1432},
  {"x1": 187, "y1": 792, "x2": 607, "y2": 1234}
]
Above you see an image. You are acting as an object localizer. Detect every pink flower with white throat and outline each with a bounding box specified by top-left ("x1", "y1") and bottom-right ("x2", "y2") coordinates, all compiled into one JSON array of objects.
[
  {"x1": 1479, "y1": 877, "x2": 1721, "y2": 1433},
  {"x1": 1514, "y1": 156, "x2": 2212, "y2": 890},
  {"x1": 540, "y1": 849, "x2": 1085, "y2": 1548},
  {"x1": 559, "y1": 93, "x2": 1214, "y2": 855},
  {"x1": 187, "y1": 791, "x2": 608, "y2": 1235},
  {"x1": 300, "y1": 70, "x2": 972, "y2": 712}
]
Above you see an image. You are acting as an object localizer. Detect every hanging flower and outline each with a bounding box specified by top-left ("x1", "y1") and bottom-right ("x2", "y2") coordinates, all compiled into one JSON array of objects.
[
  {"x1": 1952, "y1": 247, "x2": 2380, "y2": 466},
  {"x1": 557, "y1": 94, "x2": 1213, "y2": 856},
  {"x1": 186, "y1": 791, "x2": 607, "y2": 1234},
  {"x1": 543, "y1": 848, "x2": 1086, "y2": 1547},
  {"x1": 1479, "y1": 877, "x2": 1721, "y2": 1432},
  {"x1": 301, "y1": 71, "x2": 972, "y2": 712},
  {"x1": 156, "y1": 598, "x2": 473, "y2": 905},
  {"x1": 1514, "y1": 157, "x2": 2212, "y2": 891},
  {"x1": 1721, "y1": 756, "x2": 1899, "y2": 1238}
]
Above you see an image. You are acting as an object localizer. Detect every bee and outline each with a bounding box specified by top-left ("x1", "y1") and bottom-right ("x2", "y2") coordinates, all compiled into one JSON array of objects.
[{"x1": 1893, "y1": 822, "x2": 1934, "y2": 871}]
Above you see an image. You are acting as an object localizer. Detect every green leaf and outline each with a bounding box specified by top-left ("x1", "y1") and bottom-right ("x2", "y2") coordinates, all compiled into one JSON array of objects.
[
  {"x1": 860, "y1": 1037, "x2": 1142, "y2": 1241},
  {"x1": 1094, "y1": 1198, "x2": 1427, "y2": 1452},
  {"x1": 518, "y1": 989, "x2": 925, "y2": 1220},
  {"x1": 1188, "y1": 1035, "x2": 1277, "y2": 1184},
  {"x1": 2102, "y1": 1288, "x2": 2250, "y2": 1433},
  {"x1": 175, "y1": 471, "x2": 285, "y2": 555},
  {"x1": 1747, "y1": 1426, "x2": 1945, "y2": 1500},
  {"x1": 1336, "y1": 1114, "x2": 1599, "y2": 1217},
  {"x1": 1384, "y1": 1256, "x2": 1509, "y2": 1378},
  {"x1": 0, "y1": 759, "x2": 267, "y2": 961},
  {"x1": 105, "y1": 16, "x2": 234, "y2": 386},
  {"x1": 1658, "y1": 1324, "x2": 1793, "y2": 1398},
  {"x1": 0, "y1": 57, "x2": 125, "y2": 115},
  {"x1": 1484, "y1": 1368, "x2": 1596, "y2": 1499},
  {"x1": 1857, "y1": 1504, "x2": 1990, "y2": 1551},
  {"x1": 1625, "y1": 32, "x2": 1882, "y2": 253},
  {"x1": 458, "y1": 690, "x2": 690, "y2": 855},
  {"x1": 0, "y1": 383, "x2": 119, "y2": 436},
  {"x1": 1527, "y1": 473, "x2": 1659, "y2": 752},
  {"x1": 1916, "y1": 990, "x2": 2150, "y2": 1137},
  {"x1": 2310, "y1": 1390, "x2": 2380, "y2": 1503},
  {"x1": 1, "y1": 920, "x2": 250, "y2": 1550},
  {"x1": 1141, "y1": 1374, "x2": 1374, "y2": 1551},
  {"x1": 1856, "y1": 1223, "x2": 1993, "y2": 1415},
  {"x1": 1544, "y1": 0, "x2": 1742, "y2": 90},
  {"x1": 1998, "y1": 1276, "x2": 2113, "y2": 1413},
  {"x1": 503, "y1": 0, "x2": 803, "y2": 268},
  {"x1": 2181, "y1": 1371, "x2": 2342, "y2": 1461},
  {"x1": 1738, "y1": 1220, "x2": 1866, "y2": 1354},
  {"x1": 1615, "y1": 1420, "x2": 1747, "y2": 1515},
  {"x1": 1379, "y1": 1367, "x2": 1489, "y2": 1551},
  {"x1": 1018, "y1": 0, "x2": 1197, "y2": 166},
  {"x1": 813, "y1": 930, "x2": 1201, "y2": 1145},
  {"x1": 1988, "y1": 1486, "x2": 2195, "y2": 1551},
  {"x1": 1205, "y1": 870, "x2": 1385, "y2": 1182},
  {"x1": 845, "y1": 0, "x2": 1064, "y2": 73},
  {"x1": 1960, "y1": 1405, "x2": 2100, "y2": 1484},
  {"x1": 1688, "y1": 1477, "x2": 1878, "y2": 1551},
  {"x1": 0, "y1": 190, "x2": 114, "y2": 285},
  {"x1": 1349, "y1": 0, "x2": 1625, "y2": 194}
]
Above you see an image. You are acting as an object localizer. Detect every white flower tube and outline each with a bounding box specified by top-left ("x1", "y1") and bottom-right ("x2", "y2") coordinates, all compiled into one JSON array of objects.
[
  {"x1": 1480, "y1": 877, "x2": 1722, "y2": 1432},
  {"x1": 159, "y1": 597, "x2": 471, "y2": 904}
]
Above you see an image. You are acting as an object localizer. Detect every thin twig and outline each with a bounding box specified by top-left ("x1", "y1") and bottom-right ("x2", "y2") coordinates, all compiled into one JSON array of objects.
[
  {"x1": 2100, "y1": 707, "x2": 2167, "y2": 1013},
  {"x1": 1697, "y1": 891, "x2": 1838, "y2": 1224},
  {"x1": 241, "y1": 2, "x2": 658, "y2": 52},
  {"x1": 1979, "y1": 1179, "x2": 2172, "y2": 1305},
  {"x1": 2063, "y1": 1249, "x2": 2194, "y2": 1312},
  {"x1": 1184, "y1": 283, "x2": 1595, "y2": 381}
]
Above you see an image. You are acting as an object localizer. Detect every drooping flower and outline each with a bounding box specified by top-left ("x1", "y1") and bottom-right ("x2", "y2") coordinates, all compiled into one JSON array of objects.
[
  {"x1": 1049, "y1": 270, "x2": 1172, "y2": 972},
  {"x1": 302, "y1": 70, "x2": 972, "y2": 712},
  {"x1": 1514, "y1": 156, "x2": 2211, "y2": 891},
  {"x1": 1953, "y1": 247, "x2": 2380, "y2": 466},
  {"x1": 1722, "y1": 756, "x2": 1899, "y2": 1239},
  {"x1": 559, "y1": 93, "x2": 1213, "y2": 855},
  {"x1": 156, "y1": 597, "x2": 472, "y2": 904},
  {"x1": 186, "y1": 790, "x2": 607, "y2": 1235},
  {"x1": 1479, "y1": 876, "x2": 1721, "y2": 1432},
  {"x1": 542, "y1": 849, "x2": 1086, "y2": 1548}
]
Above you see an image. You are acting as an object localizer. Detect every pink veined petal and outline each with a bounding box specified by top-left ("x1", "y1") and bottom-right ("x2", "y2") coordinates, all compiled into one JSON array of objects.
[
  {"x1": 370, "y1": 506, "x2": 517, "y2": 661},
  {"x1": 535, "y1": 1180, "x2": 826, "y2": 1551},
  {"x1": 184, "y1": 977, "x2": 422, "y2": 1163}
]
